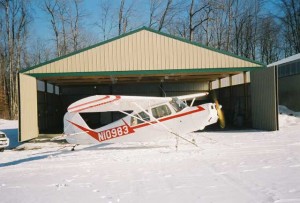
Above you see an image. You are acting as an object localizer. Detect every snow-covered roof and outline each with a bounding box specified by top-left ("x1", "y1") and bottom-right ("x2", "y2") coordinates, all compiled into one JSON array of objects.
[{"x1": 268, "y1": 53, "x2": 300, "y2": 67}]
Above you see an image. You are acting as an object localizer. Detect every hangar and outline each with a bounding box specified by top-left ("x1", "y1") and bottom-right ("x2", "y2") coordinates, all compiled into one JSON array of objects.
[
  {"x1": 268, "y1": 53, "x2": 300, "y2": 112},
  {"x1": 18, "y1": 27, "x2": 278, "y2": 142}
]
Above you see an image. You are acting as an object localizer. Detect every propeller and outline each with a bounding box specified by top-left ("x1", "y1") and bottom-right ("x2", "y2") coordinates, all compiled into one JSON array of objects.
[{"x1": 211, "y1": 92, "x2": 226, "y2": 129}]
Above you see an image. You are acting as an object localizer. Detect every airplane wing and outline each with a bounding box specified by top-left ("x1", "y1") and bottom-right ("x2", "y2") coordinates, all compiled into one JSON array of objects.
[
  {"x1": 176, "y1": 92, "x2": 208, "y2": 101},
  {"x1": 67, "y1": 95, "x2": 171, "y2": 113}
]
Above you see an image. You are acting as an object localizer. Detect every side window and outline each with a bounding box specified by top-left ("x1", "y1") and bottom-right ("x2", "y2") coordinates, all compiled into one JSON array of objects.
[
  {"x1": 170, "y1": 98, "x2": 187, "y2": 112},
  {"x1": 131, "y1": 111, "x2": 150, "y2": 126},
  {"x1": 137, "y1": 111, "x2": 150, "y2": 124},
  {"x1": 151, "y1": 104, "x2": 172, "y2": 119}
]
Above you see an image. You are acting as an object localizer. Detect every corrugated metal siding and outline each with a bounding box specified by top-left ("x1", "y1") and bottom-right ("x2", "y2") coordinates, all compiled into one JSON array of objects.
[
  {"x1": 19, "y1": 73, "x2": 38, "y2": 141},
  {"x1": 250, "y1": 67, "x2": 278, "y2": 131},
  {"x1": 26, "y1": 30, "x2": 261, "y2": 74}
]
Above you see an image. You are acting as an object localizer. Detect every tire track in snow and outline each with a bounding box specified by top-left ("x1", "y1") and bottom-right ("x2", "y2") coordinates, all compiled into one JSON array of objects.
[{"x1": 203, "y1": 160, "x2": 276, "y2": 203}]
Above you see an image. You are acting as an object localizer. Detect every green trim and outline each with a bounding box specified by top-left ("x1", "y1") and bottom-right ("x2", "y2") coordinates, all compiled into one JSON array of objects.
[
  {"x1": 21, "y1": 26, "x2": 265, "y2": 74},
  {"x1": 27, "y1": 67, "x2": 265, "y2": 78}
]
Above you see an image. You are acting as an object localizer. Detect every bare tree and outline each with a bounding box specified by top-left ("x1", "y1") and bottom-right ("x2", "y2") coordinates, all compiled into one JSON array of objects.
[
  {"x1": 158, "y1": 0, "x2": 172, "y2": 31},
  {"x1": 28, "y1": 39, "x2": 52, "y2": 66},
  {"x1": 278, "y1": 0, "x2": 300, "y2": 55},
  {"x1": 0, "y1": 0, "x2": 31, "y2": 119},
  {"x1": 258, "y1": 17, "x2": 281, "y2": 64},
  {"x1": 70, "y1": 0, "x2": 80, "y2": 51},
  {"x1": 188, "y1": 0, "x2": 211, "y2": 41},
  {"x1": 118, "y1": 0, "x2": 125, "y2": 35},
  {"x1": 43, "y1": 0, "x2": 87, "y2": 56},
  {"x1": 57, "y1": 0, "x2": 68, "y2": 55},
  {"x1": 118, "y1": 0, "x2": 134, "y2": 35},
  {"x1": 44, "y1": 0, "x2": 60, "y2": 56},
  {"x1": 118, "y1": 0, "x2": 135, "y2": 35},
  {"x1": 202, "y1": 5, "x2": 213, "y2": 46},
  {"x1": 149, "y1": 0, "x2": 161, "y2": 28},
  {"x1": 68, "y1": 0, "x2": 86, "y2": 51},
  {"x1": 97, "y1": 0, "x2": 116, "y2": 40}
]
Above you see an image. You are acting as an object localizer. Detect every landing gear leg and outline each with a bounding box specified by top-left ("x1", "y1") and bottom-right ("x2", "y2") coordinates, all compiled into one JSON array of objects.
[{"x1": 71, "y1": 144, "x2": 78, "y2": 151}]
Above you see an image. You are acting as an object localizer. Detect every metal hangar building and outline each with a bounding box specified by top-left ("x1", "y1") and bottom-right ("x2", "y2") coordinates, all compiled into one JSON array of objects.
[
  {"x1": 18, "y1": 27, "x2": 278, "y2": 142},
  {"x1": 268, "y1": 53, "x2": 300, "y2": 112}
]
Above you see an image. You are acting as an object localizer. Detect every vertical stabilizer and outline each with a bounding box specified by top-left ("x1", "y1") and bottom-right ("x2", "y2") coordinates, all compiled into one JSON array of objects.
[{"x1": 63, "y1": 112, "x2": 99, "y2": 144}]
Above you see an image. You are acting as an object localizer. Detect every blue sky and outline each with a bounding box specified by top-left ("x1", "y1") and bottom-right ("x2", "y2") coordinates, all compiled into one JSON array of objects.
[
  {"x1": 28, "y1": 0, "x2": 281, "y2": 53},
  {"x1": 30, "y1": 0, "x2": 150, "y2": 43}
]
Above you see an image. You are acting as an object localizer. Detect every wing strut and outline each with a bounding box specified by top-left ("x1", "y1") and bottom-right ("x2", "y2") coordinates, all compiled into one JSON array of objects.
[{"x1": 131, "y1": 102, "x2": 198, "y2": 147}]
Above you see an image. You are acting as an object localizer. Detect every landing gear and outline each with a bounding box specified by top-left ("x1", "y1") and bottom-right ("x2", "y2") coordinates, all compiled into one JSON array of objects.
[{"x1": 71, "y1": 144, "x2": 78, "y2": 151}]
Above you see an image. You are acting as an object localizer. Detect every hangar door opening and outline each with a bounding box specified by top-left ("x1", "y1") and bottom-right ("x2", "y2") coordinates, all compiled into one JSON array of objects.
[
  {"x1": 210, "y1": 83, "x2": 252, "y2": 129},
  {"x1": 37, "y1": 81, "x2": 209, "y2": 134},
  {"x1": 37, "y1": 81, "x2": 63, "y2": 134}
]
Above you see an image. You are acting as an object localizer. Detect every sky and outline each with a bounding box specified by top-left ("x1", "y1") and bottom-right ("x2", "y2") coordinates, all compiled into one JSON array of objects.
[
  {"x1": 30, "y1": 0, "x2": 151, "y2": 44},
  {"x1": 27, "y1": 0, "x2": 283, "y2": 61}
]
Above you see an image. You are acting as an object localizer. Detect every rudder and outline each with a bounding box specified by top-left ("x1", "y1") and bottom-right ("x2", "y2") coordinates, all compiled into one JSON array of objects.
[{"x1": 63, "y1": 112, "x2": 99, "y2": 144}]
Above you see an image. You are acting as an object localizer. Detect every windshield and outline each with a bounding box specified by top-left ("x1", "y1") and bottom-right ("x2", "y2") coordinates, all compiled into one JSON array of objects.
[{"x1": 170, "y1": 98, "x2": 187, "y2": 112}]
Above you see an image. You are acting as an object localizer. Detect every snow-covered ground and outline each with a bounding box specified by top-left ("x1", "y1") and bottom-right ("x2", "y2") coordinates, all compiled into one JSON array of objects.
[
  {"x1": 0, "y1": 119, "x2": 18, "y2": 130},
  {"x1": 0, "y1": 106, "x2": 300, "y2": 203}
]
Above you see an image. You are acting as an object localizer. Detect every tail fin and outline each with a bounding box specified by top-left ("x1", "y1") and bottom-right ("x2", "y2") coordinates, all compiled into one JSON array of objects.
[{"x1": 64, "y1": 112, "x2": 99, "y2": 144}]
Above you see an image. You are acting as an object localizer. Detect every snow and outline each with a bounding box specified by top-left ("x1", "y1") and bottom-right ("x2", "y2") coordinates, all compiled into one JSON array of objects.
[
  {"x1": 267, "y1": 53, "x2": 300, "y2": 67},
  {"x1": 1, "y1": 108, "x2": 300, "y2": 203},
  {"x1": 0, "y1": 119, "x2": 18, "y2": 130}
]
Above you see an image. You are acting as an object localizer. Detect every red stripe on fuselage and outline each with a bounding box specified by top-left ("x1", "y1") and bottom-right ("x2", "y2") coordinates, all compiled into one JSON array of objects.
[
  {"x1": 67, "y1": 120, "x2": 99, "y2": 141},
  {"x1": 73, "y1": 95, "x2": 121, "y2": 112},
  {"x1": 68, "y1": 95, "x2": 110, "y2": 111},
  {"x1": 132, "y1": 106, "x2": 205, "y2": 129}
]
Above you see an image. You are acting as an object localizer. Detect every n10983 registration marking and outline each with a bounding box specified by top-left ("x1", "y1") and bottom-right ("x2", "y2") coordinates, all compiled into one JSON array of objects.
[{"x1": 98, "y1": 125, "x2": 131, "y2": 141}]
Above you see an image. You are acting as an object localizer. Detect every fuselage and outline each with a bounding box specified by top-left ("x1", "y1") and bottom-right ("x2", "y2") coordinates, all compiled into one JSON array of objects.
[{"x1": 65, "y1": 102, "x2": 219, "y2": 145}]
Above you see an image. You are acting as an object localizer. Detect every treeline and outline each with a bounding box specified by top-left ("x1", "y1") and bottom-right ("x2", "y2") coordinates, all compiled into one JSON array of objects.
[{"x1": 0, "y1": 0, "x2": 299, "y2": 119}]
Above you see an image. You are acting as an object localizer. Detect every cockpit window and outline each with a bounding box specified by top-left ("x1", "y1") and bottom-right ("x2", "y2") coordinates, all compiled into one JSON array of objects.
[
  {"x1": 131, "y1": 111, "x2": 150, "y2": 126},
  {"x1": 170, "y1": 98, "x2": 187, "y2": 112},
  {"x1": 151, "y1": 104, "x2": 172, "y2": 119}
]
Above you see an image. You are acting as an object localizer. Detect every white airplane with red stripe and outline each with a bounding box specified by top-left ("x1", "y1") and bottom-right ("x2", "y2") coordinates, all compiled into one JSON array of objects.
[{"x1": 63, "y1": 92, "x2": 224, "y2": 147}]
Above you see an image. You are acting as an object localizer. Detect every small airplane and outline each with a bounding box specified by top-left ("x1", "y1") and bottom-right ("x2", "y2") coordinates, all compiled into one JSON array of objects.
[{"x1": 63, "y1": 92, "x2": 225, "y2": 149}]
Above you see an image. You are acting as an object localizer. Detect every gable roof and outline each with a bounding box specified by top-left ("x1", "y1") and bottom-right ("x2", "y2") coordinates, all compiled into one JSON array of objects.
[{"x1": 21, "y1": 26, "x2": 264, "y2": 76}]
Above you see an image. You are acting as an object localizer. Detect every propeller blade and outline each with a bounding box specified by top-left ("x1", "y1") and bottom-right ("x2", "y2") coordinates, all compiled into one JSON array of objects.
[
  {"x1": 211, "y1": 91, "x2": 225, "y2": 129},
  {"x1": 215, "y1": 100, "x2": 225, "y2": 128}
]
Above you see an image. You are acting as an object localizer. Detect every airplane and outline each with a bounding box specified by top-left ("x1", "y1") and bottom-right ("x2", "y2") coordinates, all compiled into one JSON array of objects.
[{"x1": 63, "y1": 92, "x2": 225, "y2": 149}]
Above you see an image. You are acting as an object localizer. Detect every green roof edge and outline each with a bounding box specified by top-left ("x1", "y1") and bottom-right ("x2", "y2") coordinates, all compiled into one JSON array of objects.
[
  {"x1": 20, "y1": 26, "x2": 265, "y2": 74},
  {"x1": 26, "y1": 67, "x2": 263, "y2": 78}
]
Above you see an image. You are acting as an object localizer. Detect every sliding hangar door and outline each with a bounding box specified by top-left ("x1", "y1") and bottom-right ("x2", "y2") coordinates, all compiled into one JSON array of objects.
[{"x1": 18, "y1": 27, "x2": 276, "y2": 142}]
